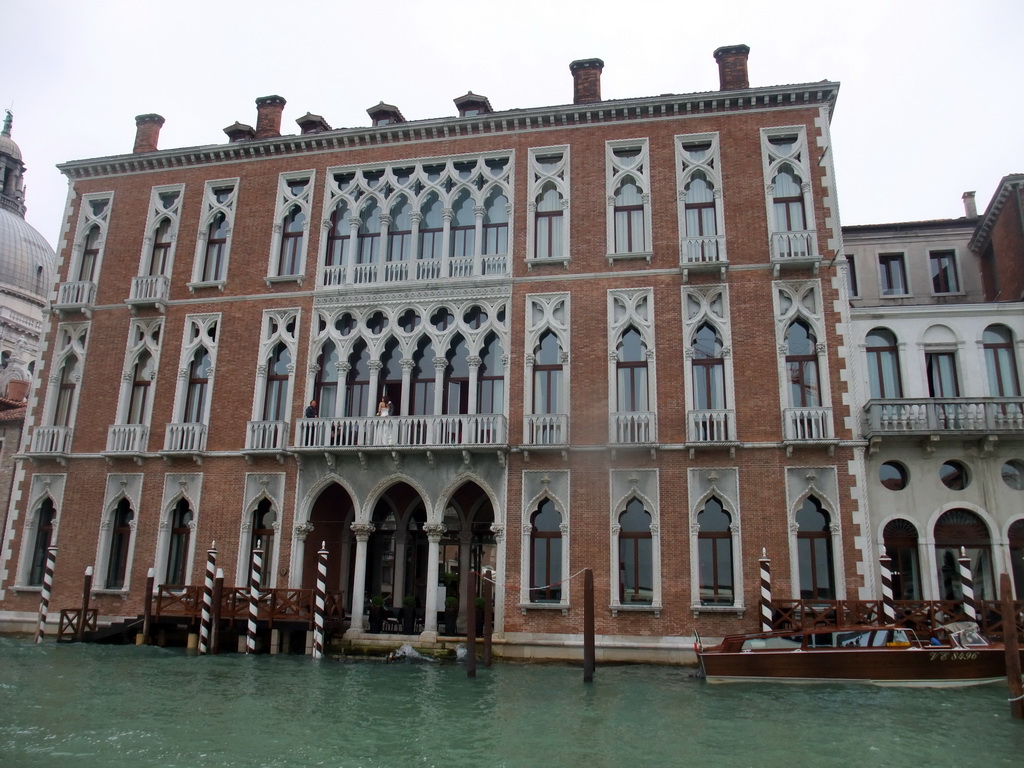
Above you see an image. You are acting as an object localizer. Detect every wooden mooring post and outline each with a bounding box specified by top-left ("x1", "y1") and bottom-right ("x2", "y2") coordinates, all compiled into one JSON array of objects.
[
  {"x1": 583, "y1": 568, "x2": 595, "y2": 683},
  {"x1": 1000, "y1": 573, "x2": 1023, "y2": 720},
  {"x1": 210, "y1": 569, "x2": 224, "y2": 655},
  {"x1": 76, "y1": 566, "x2": 93, "y2": 643},
  {"x1": 140, "y1": 569, "x2": 154, "y2": 645},
  {"x1": 483, "y1": 576, "x2": 493, "y2": 667},
  {"x1": 466, "y1": 572, "x2": 478, "y2": 679}
]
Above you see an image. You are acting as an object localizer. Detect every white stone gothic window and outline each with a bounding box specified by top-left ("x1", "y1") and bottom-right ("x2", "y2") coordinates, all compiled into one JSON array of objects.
[
  {"x1": 249, "y1": 309, "x2": 299, "y2": 450},
  {"x1": 606, "y1": 139, "x2": 652, "y2": 261},
  {"x1": 71, "y1": 194, "x2": 112, "y2": 284},
  {"x1": 761, "y1": 127, "x2": 817, "y2": 263},
  {"x1": 773, "y1": 281, "x2": 833, "y2": 441},
  {"x1": 94, "y1": 496, "x2": 137, "y2": 592},
  {"x1": 609, "y1": 469, "x2": 661, "y2": 612},
  {"x1": 108, "y1": 319, "x2": 163, "y2": 453},
  {"x1": 191, "y1": 179, "x2": 238, "y2": 288},
  {"x1": 523, "y1": 293, "x2": 570, "y2": 446},
  {"x1": 165, "y1": 314, "x2": 220, "y2": 451},
  {"x1": 682, "y1": 286, "x2": 736, "y2": 442},
  {"x1": 319, "y1": 154, "x2": 512, "y2": 286},
  {"x1": 22, "y1": 497, "x2": 58, "y2": 587},
  {"x1": 527, "y1": 147, "x2": 569, "y2": 265},
  {"x1": 154, "y1": 496, "x2": 195, "y2": 587},
  {"x1": 42, "y1": 323, "x2": 89, "y2": 432},
  {"x1": 687, "y1": 468, "x2": 744, "y2": 611},
  {"x1": 608, "y1": 289, "x2": 657, "y2": 444},
  {"x1": 268, "y1": 171, "x2": 315, "y2": 282},
  {"x1": 676, "y1": 132, "x2": 726, "y2": 265},
  {"x1": 138, "y1": 184, "x2": 184, "y2": 279},
  {"x1": 239, "y1": 497, "x2": 278, "y2": 588}
]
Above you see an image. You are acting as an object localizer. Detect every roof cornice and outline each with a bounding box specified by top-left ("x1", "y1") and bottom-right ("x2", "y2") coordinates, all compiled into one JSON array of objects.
[
  {"x1": 57, "y1": 81, "x2": 839, "y2": 180},
  {"x1": 969, "y1": 173, "x2": 1024, "y2": 253}
]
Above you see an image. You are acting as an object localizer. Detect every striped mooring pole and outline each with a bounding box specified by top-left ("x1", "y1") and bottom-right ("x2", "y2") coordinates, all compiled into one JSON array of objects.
[
  {"x1": 198, "y1": 542, "x2": 217, "y2": 655},
  {"x1": 246, "y1": 542, "x2": 263, "y2": 654},
  {"x1": 957, "y1": 547, "x2": 977, "y2": 622},
  {"x1": 759, "y1": 549, "x2": 772, "y2": 633},
  {"x1": 312, "y1": 541, "x2": 327, "y2": 660},
  {"x1": 879, "y1": 554, "x2": 897, "y2": 624},
  {"x1": 33, "y1": 546, "x2": 57, "y2": 644}
]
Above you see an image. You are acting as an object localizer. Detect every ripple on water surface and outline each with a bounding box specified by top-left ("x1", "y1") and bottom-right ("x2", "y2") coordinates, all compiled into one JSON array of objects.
[{"x1": 1, "y1": 637, "x2": 1022, "y2": 767}]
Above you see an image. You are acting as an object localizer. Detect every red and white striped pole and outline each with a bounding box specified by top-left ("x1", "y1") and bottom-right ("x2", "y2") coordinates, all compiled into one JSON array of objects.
[
  {"x1": 33, "y1": 546, "x2": 57, "y2": 644},
  {"x1": 879, "y1": 554, "x2": 897, "y2": 625},
  {"x1": 958, "y1": 547, "x2": 977, "y2": 622},
  {"x1": 759, "y1": 548, "x2": 772, "y2": 632},
  {"x1": 246, "y1": 541, "x2": 263, "y2": 654},
  {"x1": 312, "y1": 541, "x2": 328, "y2": 660},
  {"x1": 198, "y1": 541, "x2": 217, "y2": 655}
]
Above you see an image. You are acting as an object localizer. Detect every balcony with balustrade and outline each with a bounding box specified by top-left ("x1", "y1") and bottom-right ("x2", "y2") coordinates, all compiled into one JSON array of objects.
[
  {"x1": 243, "y1": 420, "x2": 290, "y2": 462},
  {"x1": 770, "y1": 230, "x2": 819, "y2": 274},
  {"x1": 523, "y1": 414, "x2": 569, "y2": 449},
  {"x1": 292, "y1": 414, "x2": 508, "y2": 459},
  {"x1": 686, "y1": 409, "x2": 737, "y2": 454},
  {"x1": 782, "y1": 407, "x2": 835, "y2": 453},
  {"x1": 103, "y1": 424, "x2": 150, "y2": 462},
  {"x1": 610, "y1": 411, "x2": 658, "y2": 447},
  {"x1": 126, "y1": 275, "x2": 171, "y2": 312},
  {"x1": 679, "y1": 235, "x2": 727, "y2": 281},
  {"x1": 321, "y1": 253, "x2": 508, "y2": 290},
  {"x1": 53, "y1": 281, "x2": 98, "y2": 317},
  {"x1": 160, "y1": 422, "x2": 208, "y2": 462},
  {"x1": 26, "y1": 425, "x2": 73, "y2": 464},
  {"x1": 864, "y1": 398, "x2": 1024, "y2": 444}
]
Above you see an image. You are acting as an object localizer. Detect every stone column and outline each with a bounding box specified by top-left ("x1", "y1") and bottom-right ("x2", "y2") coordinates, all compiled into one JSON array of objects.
[
  {"x1": 432, "y1": 356, "x2": 447, "y2": 441},
  {"x1": 490, "y1": 524, "x2": 505, "y2": 634},
  {"x1": 473, "y1": 204, "x2": 485, "y2": 276},
  {"x1": 423, "y1": 522, "x2": 445, "y2": 634},
  {"x1": 347, "y1": 522, "x2": 375, "y2": 632},
  {"x1": 367, "y1": 360, "x2": 383, "y2": 418},
  {"x1": 467, "y1": 355, "x2": 482, "y2": 416},
  {"x1": 335, "y1": 362, "x2": 351, "y2": 421},
  {"x1": 400, "y1": 358, "x2": 414, "y2": 417},
  {"x1": 408, "y1": 211, "x2": 422, "y2": 263},
  {"x1": 440, "y1": 207, "x2": 454, "y2": 282}
]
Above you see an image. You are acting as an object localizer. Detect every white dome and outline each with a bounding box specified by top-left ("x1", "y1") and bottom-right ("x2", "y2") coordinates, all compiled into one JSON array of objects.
[{"x1": 0, "y1": 207, "x2": 57, "y2": 305}]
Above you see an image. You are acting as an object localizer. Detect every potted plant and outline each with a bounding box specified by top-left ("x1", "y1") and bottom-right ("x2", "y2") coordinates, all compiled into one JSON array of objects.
[
  {"x1": 368, "y1": 594, "x2": 386, "y2": 634},
  {"x1": 444, "y1": 595, "x2": 459, "y2": 635},
  {"x1": 401, "y1": 594, "x2": 417, "y2": 634}
]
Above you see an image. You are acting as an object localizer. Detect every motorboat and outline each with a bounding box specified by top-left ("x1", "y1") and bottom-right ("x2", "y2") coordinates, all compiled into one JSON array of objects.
[{"x1": 696, "y1": 622, "x2": 1019, "y2": 687}]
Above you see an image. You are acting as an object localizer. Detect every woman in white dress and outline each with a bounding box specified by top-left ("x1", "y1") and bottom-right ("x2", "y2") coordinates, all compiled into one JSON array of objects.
[{"x1": 376, "y1": 395, "x2": 393, "y2": 444}]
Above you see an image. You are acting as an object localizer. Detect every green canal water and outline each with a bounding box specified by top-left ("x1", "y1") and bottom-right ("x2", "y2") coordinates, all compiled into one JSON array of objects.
[{"x1": 1, "y1": 637, "x2": 1022, "y2": 768}]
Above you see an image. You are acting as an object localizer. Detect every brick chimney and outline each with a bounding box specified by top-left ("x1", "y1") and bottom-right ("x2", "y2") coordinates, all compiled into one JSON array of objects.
[
  {"x1": 255, "y1": 95, "x2": 287, "y2": 139},
  {"x1": 713, "y1": 45, "x2": 750, "y2": 91},
  {"x1": 569, "y1": 58, "x2": 604, "y2": 104},
  {"x1": 223, "y1": 122, "x2": 256, "y2": 142},
  {"x1": 962, "y1": 191, "x2": 978, "y2": 218},
  {"x1": 133, "y1": 113, "x2": 165, "y2": 153}
]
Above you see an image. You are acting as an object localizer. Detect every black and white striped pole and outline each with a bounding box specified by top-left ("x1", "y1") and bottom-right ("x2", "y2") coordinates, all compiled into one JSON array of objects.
[
  {"x1": 312, "y1": 541, "x2": 327, "y2": 660},
  {"x1": 759, "y1": 549, "x2": 772, "y2": 633},
  {"x1": 958, "y1": 547, "x2": 977, "y2": 622},
  {"x1": 879, "y1": 554, "x2": 897, "y2": 625},
  {"x1": 246, "y1": 541, "x2": 263, "y2": 654},
  {"x1": 198, "y1": 542, "x2": 217, "y2": 655},
  {"x1": 33, "y1": 546, "x2": 57, "y2": 644}
]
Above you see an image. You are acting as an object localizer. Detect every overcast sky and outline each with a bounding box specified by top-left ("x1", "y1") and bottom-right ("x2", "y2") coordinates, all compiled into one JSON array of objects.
[{"x1": 4, "y1": 0, "x2": 1022, "y2": 251}]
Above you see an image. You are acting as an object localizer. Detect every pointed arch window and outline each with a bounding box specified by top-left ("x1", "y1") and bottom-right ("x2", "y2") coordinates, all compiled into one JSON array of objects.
[
  {"x1": 444, "y1": 336, "x2": 470, "y2": 415},
  {"x1": 613, "y1": 179, "x2": 645, "y2": 254},
  {"x1": 345, "y1": 343, "x2": 371, "y2": 417},
  {"x1": 785, "y1": 320, "x2": 820, "y2": 408},
  {"x1": 184, "y1": 348, "x2": 211, "y2": 423},
  {"x1": 983, "y1": 324, "x2": 1021, "y2": 397},
  {"x1": 866, "y1": 328, "x2": 903, "y2": 399},
  {"x1": 314, "y1": 341, "x2": 339, "y2": 417},
  {"x1": 618, "y1": 499, "x2": 653, "y2": 604},
  {"x1": 692, "y1": 324, "x2": 725, "y2": 410},
  {"x1": 262, "y1": 343, "x2": 291, "y2": 421},
  {"x1": 325, "y1": 203, "x2": 351, "y2": 271},
  {"x1": 79, "y1": 225, "x2": 101, "y2": 282},
  {"x1": 882, "y1": 518, "x2": 921, "y2": 600},
  {"x1": 450, "y1": 192, "x2": 476, "y2": 259},
  {"x1": 684, "y1": 173, "x2": 717, "y2": 238},
  {"x1": 616, "y1": 327, "x2": 648, "y2": 412},
  {"x1": 418, "y1": 195, "x2": 444, "y2": 261},
  {"x1": 697, "y1": 497, "x2": 733, "y2": 605},
  {"x1": 387, "y1": 198, "x2": 413, "y2": 263},
  {"x1": 28, "y1": 500, "x2": 56, "y2": 586},
  {"x1": 53, "y1": 358, "x2": 79, "y2": 427},
  {"x1": 411, "y1": 340, "x2": 436, "y2": 416},
  {"x1": 535, "y1": 184, "x2": 564, "y2": 260},
  {"x1": 530, "y1": 499, "x2": 562, "y2": 602},
  {"x1": 796, "y1": 496, "x2": 834, "y2": 600},
  {"x1": 105, "y1": 499, "x2": 134, "y2": 590},
  {"x1": 147, "y1": 218, "x2": 172, "y2": 276},
  {"x1": 278, "y1": 204, "x2": 305, "y2": 275},
  {"x1": 354, "y1": 203, "x2": 381, "y2": 269},
  {"x1": 772, "y1": 167, "x2": 806, "y2": 233},
  {"x1": 477, "y1": 334, "x2": 504, "y2": 414},
  {"x1": 483, "y1": 191, "x2": 508, "y2": 255},
  {"x1": 203, "y1": 212, "x2": 229, "y2": 282},
  {"x1": 165, "y1": 499, "x2": 193, "y2": 586},
  {"x1": 249, "y1": 499, "x2": 276, "y2": 589},
  {"x1": 126, "y1": 351, "x2": 155, "y2": 424},
  {"x1": 533, "y1": 331, "x2": 563, "y2": 415}
]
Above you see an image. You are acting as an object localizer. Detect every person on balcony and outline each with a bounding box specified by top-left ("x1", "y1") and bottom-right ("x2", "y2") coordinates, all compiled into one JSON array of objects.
[{"x1": 304, "y1": 400, "x2": 318, "y2": 418}]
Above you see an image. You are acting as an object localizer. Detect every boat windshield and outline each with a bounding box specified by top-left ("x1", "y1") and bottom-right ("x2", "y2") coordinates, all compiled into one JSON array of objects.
[{"x1": 942, "y1": 622, "x2": 989, "y2": 648}]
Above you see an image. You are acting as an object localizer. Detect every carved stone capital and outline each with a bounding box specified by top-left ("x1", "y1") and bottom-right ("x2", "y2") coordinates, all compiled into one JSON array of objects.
[{"x1": 424, "y1": 522, "x2": 446, "y2": 541}]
